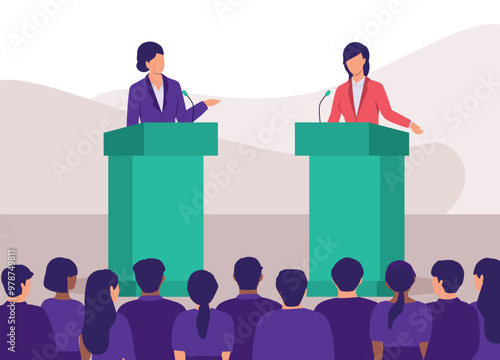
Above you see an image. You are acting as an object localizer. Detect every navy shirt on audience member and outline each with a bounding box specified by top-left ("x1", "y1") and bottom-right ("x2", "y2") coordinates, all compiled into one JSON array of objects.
[
  {"x1": 425, "y1": 298, "x2": 479, "y2": 360},
  {"x1": 315, "y1": 297, "x2": 376, "y2": 360},
  {"x1": 0, "y1": 301, "x2": 57, "y2": 360},
  {"x1": 118, "y1": 295, "x2": 185, "y2": 360},
  {"x1": 217, "y1": 294, "x2": 281, "y2": 360}
]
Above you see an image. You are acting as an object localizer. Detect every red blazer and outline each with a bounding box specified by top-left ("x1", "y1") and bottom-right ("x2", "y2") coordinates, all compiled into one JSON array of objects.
[{"x1": 328, "y1": 77, "x2": 411, "y2": 127}]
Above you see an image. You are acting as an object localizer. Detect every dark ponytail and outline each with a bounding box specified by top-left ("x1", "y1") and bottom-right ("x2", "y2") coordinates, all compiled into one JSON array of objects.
[
  {"x1": 187, "y1": 270, "x2": 219, "y2": 339},
  {"x1": 385, "y1": 261, "x2": 416, "y2": 329},
  {"x1": 474, "y1": 258, "x2": 500, "y2": 343}
]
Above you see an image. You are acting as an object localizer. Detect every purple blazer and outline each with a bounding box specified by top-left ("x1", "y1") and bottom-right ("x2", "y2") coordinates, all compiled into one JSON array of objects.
[{"x1": 127, "y1": 74, "x2": 208, "y2": 126}]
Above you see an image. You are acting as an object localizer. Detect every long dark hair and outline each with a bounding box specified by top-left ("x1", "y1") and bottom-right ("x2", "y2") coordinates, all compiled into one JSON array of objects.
[
  {"x1": 343, "y1": 42, "x2": 370, "y2": 79},
  {"x1": 187, "y1": 270, "x2": 218, "y2": 339},
  {"x1": 82, "y1": 270, "x2": 119, "y2": 354},
  {"x1": 474, "y1": 258, "x2": 500, "y2": 343},
  {"x1": 385, "y1": 261, "x2": 416, "y2": 329}
]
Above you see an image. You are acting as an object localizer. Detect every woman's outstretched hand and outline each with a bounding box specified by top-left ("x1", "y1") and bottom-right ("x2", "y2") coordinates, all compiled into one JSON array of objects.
[
  {"x1": 204, "y1": 99, "x2": 221, "y2": 107},
  {"x1": 410, "y1": 122, "x2": 424, "y2": 135}
]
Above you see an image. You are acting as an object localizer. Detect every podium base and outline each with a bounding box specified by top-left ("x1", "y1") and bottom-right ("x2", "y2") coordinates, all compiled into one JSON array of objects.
[{"x1": 307, "y1": 281, "x2": 393, "y2": 297}]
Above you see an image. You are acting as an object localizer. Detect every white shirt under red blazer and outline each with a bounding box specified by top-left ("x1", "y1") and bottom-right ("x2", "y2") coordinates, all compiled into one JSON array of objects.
[{"x1": 328, "y1": 76, "x2": 411, "y2": 128}]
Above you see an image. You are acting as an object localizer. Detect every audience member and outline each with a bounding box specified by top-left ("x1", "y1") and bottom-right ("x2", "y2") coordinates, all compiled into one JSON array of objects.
[
  {"x1": 1, "y1": 264, "x2": 57, "y2": 360},
  {"x1": 217, "y1": 257, "x2": 281, "y2": 360},
  {"x1": 370, "y1": 261, "x2": 432, "y2": 360},
  {"x1": 172, "y1": 270, "x2": 234, "y2": 360},
  {"x1": 252, "y1": 269, "x2": 334, "y2": 360},
  {"x1": 315, "y1": 258, "x2": 376, "y2": 360},
  {"x1": 80, "y1": 269, "x2": 135, "y2": 360},
  {"x1": 471, "y1": 258, "x2": 500, "y2": 359},
  {"x1": 425, "y1": 260, "x2": 479, "y2": 359},
  {"x1": 118, "y1": 258, "x2": 185, "y2": 360},
  {"x1": 42, "y1": 257, "x2": 84, "y2": 360}
]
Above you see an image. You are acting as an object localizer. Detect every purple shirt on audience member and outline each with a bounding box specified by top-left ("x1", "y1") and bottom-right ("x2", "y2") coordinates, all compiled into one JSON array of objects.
[
  {"x1": 471, "y1": 301, "x2": 500, "y2": 359},
  {"x1": 370, "y1": 301, "x2": 432, "y2": 360},
  {"x1": 315, "y1": 297, "x2": 376, "y2": 360},
  {"x1": 172, "y1": 308, "x2": 234, "y2": 358},
  {"x1": 252, "y1": 308, "x2": 334, "y2": 360},
  {"x1": 118, "y1": 295, "x2": 185, "y2": 360},
  {"x1": 0, "y1": 301, "x2": 57, "y2": 360},
  {"x1": 217, "y1": 294, "x2": 281, "y2": 360},
  {"x1": 425, "y1": 298, "x2": 479, "y2": 360},
  {"x1": 92, "y1": 313, "x2": 136, "y2": 360},
  {"x1": 41, "y1": 298, "x2": 84, "y2": 359}
]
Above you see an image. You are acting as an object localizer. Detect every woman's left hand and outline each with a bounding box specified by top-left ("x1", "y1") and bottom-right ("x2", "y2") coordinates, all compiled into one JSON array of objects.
[{"x1": 410, "y1": 122, "x2": 423, "y2": 135}]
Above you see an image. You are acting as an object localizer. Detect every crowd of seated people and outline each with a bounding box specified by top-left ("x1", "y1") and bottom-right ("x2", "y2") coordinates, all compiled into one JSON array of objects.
[{"x1": 1, "y1": 256, "x2": 499, "y2": 360}]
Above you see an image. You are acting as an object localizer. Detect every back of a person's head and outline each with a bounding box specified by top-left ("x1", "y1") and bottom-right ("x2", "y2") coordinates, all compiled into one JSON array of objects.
[
  {"x1": 331, "y1": 257, "x2": 364, "y2": 292},
  {"x1": 234, "y1": 257, "x2": 263, "y2": 290},
  {"x1": 188, "y1": 270, "x2": 219, "y2": 339},
  {"x1": 82, "y1": 269, "x2": 119, "y2": 355},
  {"x1": 385, "y1": 261, "x2": 416, "y2": 329},
  {"x1": 431, "y1": 260, "x2": 464, "y2": 294},
  {"x1": 1, "y1": 264, "x2": 33, "y2": 297},
  {"x1": 474, "y1": 258, "x2": 500, "y2": 343},
  {"x1": 276, "y1": 269, "x2": 308, "y2": 307},
  {"x1": 133, "y1": 258, "x2": 166, "y2": 293},
  {"x1": 44, "y1": 257, "x2": 78, "y2": 293}
]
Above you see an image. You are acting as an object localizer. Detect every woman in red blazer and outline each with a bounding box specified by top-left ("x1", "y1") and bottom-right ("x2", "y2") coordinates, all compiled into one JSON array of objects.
[{"x1": 328, "y1": 42, "x2": 423, "y2": 134}]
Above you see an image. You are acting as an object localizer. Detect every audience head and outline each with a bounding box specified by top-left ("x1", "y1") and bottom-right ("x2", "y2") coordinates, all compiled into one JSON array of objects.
[
  {"x1": 343, "y1": 42, "x2": 370, "y2": 79},
  {"x1": 82, "y1": 269, "x2": 119, "y2": 355},
  {"x1": 331, "y1": 257, "x2": 364, "y2": 292},
  {"x1": 474, "y1": 258, "x2": 500, "y2": 343},
  {"x1": 1, "y1": 264, "x2": 33, "y2": 300},
  {"x1": 233, "y1": 257, "x2": 263, "y2": 290},
  {"x1": 431, "y1": 260, "x2": 464, "y2": 296},
  {"x1": 188, "y1": 270, "x2": 219, "y2": 339},
  {"x1": 385, "y1": 261, "x2": 416, "y2": 329},
  {"x1": 133, "y1": 258, "x2": 165, "y2": 294},
  {"x1": 44, "y1": 257, "x2": 78, "y2": 294},
  {"x1": 276, "y1": 269, "x2": 308, "y2": 307}
]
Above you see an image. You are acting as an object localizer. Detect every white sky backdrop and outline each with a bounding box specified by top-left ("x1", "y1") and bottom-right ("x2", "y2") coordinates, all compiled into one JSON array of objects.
[{"x1": 1, "y1": 0, "x2": 499, "y2": 99}]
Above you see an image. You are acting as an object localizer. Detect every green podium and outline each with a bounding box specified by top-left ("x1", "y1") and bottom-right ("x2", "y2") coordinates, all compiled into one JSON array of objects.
[
  {"x1": 104, "y1": 123, "x2": 218, "y2": 297},
  {"x1": 295, "y1": 123, "x2": 409, "y2": 297}
]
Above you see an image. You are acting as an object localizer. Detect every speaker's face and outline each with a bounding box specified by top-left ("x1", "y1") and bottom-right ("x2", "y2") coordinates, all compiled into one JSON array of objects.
[
  {"x1": 146, "y1": 53, "x2": 165, "y2": 74},
  {"x1": 346, "y1": 53, "x2": 366, "y2": 78}
]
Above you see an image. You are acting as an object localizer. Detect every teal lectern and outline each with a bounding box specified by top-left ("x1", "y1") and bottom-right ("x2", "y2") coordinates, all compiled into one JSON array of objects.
[
  {"x1": 104, "y1": 122, "x2": 218, "y2": 297},
  {"x1": 295, "y1": 123, "x2": 409, "y2": 297}
]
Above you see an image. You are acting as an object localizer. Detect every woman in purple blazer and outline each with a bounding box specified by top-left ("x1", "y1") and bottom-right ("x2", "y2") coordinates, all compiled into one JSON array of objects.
[{"x1": 127, "y1": 42, "x2": 220, "y2": 126}]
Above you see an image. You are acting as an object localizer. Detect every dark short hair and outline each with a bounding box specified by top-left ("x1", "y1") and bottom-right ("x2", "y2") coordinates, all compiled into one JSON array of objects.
[
  {"x1": 331, "y1": 257, "x2": 364, "y2": 291},
  {"x1": 44, "y1": 257, "x2": 78, "y2": 293},
  {"x1": 2, "y1": 265, "x2": 34, "y2": 297},
  {"x1": 133, "y1": 258, "x2": 166, "y2": 293},
  {"x1": 234, "y1": 257, "x2": 263, "y2": 290},
  {"x1": 343, "y1": 42, "x2": 370, "y2": 79},
  {"x1": 431, "y1": 260, "x2": 464, "y2": 293},
  {"x1": 276, "y1": 269, "x2": 307, "y2": 307},
  {"x1": 136, "y1": 42, "x2": 164, "y2": 72}
]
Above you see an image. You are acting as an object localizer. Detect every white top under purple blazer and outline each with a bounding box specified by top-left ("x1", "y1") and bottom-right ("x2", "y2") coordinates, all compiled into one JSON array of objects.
[{"x1": 127, "y1": 74, "x2": 208, "y2": 126}]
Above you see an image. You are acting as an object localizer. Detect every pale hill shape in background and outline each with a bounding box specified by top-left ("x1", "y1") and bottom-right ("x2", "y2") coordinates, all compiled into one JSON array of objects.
[{"x1": 2, "y1": 25, "x2": 499, "y2": 214}]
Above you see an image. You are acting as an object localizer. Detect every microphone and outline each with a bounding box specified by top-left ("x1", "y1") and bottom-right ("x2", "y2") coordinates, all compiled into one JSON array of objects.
[
  {"x1": 318, "y1": 90, "x2": 331, "y2": 123},
  {"x1": 182, "y1": 90, "x2": 195, "y2": 123}
]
